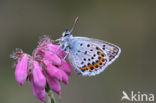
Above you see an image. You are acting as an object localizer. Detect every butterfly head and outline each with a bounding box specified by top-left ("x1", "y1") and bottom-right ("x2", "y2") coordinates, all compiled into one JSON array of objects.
[
  {"x1": 61, "y1": 29, "x2": 73, "y2": 42},
  {"x1": 62, "y1": 16, "x2": 79, "y2": 37},
  {"x1": 59, "y1": 29, "x2": 73, "y2": 52},
  {"x1": 62, "y1": 29, "x2": 71, "y2": 37},
  {"x1": 59, "y1": 17, "x2": 79, "y2": 52}
]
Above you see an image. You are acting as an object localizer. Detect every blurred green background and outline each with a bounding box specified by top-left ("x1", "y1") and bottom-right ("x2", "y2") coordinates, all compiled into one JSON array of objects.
[{"x1": 0, "y1": 0, "x2": 156, "y2": 103}]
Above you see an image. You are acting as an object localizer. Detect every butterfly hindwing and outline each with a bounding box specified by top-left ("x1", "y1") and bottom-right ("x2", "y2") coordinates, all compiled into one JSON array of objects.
[
  {"x1": 67, "y1": 38, "x2": 110, "y2": 76},
  {"x1": 74, "y1": 37, "x2": 121, "y2": 65}
]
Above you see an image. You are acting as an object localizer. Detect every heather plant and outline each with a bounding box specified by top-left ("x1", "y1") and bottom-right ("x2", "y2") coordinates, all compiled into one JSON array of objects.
[{"x1": 10, "y1": 36, "x2": 71, "y2": 103}]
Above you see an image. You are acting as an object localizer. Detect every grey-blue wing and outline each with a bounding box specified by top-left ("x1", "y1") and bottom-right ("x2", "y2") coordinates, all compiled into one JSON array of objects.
[
  {"x1": 73, "y1": 37, "x2": 121, "y2": 65},
  {"x1": 67, "y1": 38, "x2": 110, "y2": 76}
]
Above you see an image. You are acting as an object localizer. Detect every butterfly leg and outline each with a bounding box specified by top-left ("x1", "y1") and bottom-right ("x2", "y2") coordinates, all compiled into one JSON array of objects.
[
  {"x1": 63, "y1": 53, "x2": 69, "y2": 60},
  {"x1": 52, "y1": 38, "x2": 61, "y2": 44},
  {"x1": 63, "y1": 47, "x2": 70, "y2": 60},
  {"x1": 55, "y1": 45, "x2": 61, "y2": 53}
]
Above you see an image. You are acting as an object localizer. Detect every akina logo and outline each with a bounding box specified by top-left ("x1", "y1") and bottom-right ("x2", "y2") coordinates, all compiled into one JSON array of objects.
[{"x1": 121, "y1": 91, "x2": 154, "y2": 102}]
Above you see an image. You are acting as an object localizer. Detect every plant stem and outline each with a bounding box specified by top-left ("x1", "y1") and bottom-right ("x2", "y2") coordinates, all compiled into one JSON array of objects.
[{"x1": 45, "y1": 83, "x2": 55, "y2": 103}]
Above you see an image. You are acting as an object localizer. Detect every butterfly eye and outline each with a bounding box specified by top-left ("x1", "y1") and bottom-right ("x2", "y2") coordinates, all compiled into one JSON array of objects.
[
  {"x1": 64, "y1": 34, "x2": 69, "y2": 37},
  {"x1": 62, "y1": 30, "x2": 71, "y2": 37}
]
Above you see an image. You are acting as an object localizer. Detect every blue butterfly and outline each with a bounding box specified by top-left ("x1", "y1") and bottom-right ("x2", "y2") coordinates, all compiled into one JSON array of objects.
[{"x1": 57, "y1": 17, "x2": 121, "y2": 76}]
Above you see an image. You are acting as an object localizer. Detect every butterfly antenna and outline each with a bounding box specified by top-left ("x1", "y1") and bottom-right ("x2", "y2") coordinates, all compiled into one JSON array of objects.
[{"x1": 69, "y1": 16, "x2": 79, "y2": 33}]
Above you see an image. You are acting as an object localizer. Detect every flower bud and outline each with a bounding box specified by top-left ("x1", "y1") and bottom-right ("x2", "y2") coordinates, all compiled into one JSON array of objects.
[
  {"x1": 47, "y1": 76, "x2": 61, "y2": 95},
  {"x1": 15, "y1": 54, "x2": 28, "y2": 85},
  {"x1": 32, "y1": 61, "x2": 46, "y2": 89},
  {"x1": 59, "y1": 60, "x2": 72, "y2": 75},
  {"x1": 38, "y1": 49, "x2": 61, "y2": 66},
  {"x1": 60, "y1": 70, "x2": 68, "y2": 84},
  {"x1": 31, "y1": 79, "x2": 45, "y2": 102},
  {"x1": 42, "y1": 60, "x2": 62, "y2": 81},
  {"x1": 47, "y1": 43, "x2": 66, "y2": 58}
]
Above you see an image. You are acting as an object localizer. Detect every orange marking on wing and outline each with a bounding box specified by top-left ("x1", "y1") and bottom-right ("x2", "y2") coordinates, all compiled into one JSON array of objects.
[
  {"x1": 81, "y1": 66, "x2": 87, "y2": 71},
  {"x1": 98, "y1": 52, "x2": 103, "y2": 56},
  {"x1": 100, "y1": 57, "x2": 103, "y2": 62},
  {"x1": 95, "y1": 60, "x2": 100, "y2": 66},
  {"x1": 88, "y1": 64, "x2": 93, "y2": 71},
  {"x1": 92, "y1": 62, "x2": 98, "y2": 70},
  {"x1": 97, "y1": 61, "x2": 101, "y2": 65},
  {"x1": 93, "y1": 63, "x2": 96, "y2": 68},
  {"x1": 96, "y1": 55, "x2": 104, "y2": 66},
  {"x1": 96, "y1": 47, "x2": 100, "y2": 50}
]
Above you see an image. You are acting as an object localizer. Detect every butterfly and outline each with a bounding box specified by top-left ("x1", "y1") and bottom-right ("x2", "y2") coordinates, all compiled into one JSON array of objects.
[{"x1": 57, "y1": 17, "x2": 121, "y2": 76}]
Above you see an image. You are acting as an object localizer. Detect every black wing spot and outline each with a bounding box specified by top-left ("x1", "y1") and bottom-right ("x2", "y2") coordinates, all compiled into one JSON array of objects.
[
  {"x1": 96, "y1": 60, "x2": 98, "y2": 63},
  {"x1": 93, "y1": 54, "x2": 96, "y2": 57},
  {"x1": 78, "y1": 50, "x2": 80, "y2": 52},
  {"x1": 92, "y1": 62, "x2": 95, "y2": 65},
  {"x1": 98, "y1": 56, "x2": 101, "y2": 60},
  {"x1": 83, "y1": 58, "x2": 86, "y2": 61},
  {"x1": 90, "y1": 49, "x2": 93, "y2": 51},
  {"x1": 87, "y1": 44, "x2": 90, "y2": 47},
  {"x1": 81, "y1": 62, "x2": 84, "y2": 64},
  {"x1": 88, "y1": 63, "x2": 91, "y2": 65},
  {"x1": 97, "y1": 51, "x2": 100, "y2": 55},
  {"x1": 90, "y1": 67, "x2": 94, "y2": 70},
  {"x1": 91, "y1": 57, "x2": 94, "y2": 59},
  {"x1": 84, "y1": 51, "x2": 87, "y2": 54},
  {"x1": 80, "y1": 43, "x2": 83, "y2": 46},
  {"x1": 96, "y1": 47, "x2": 100, "y2": 50},
  {"x1": 88, "y1": 58, "x2": 91, "y2": 61}
]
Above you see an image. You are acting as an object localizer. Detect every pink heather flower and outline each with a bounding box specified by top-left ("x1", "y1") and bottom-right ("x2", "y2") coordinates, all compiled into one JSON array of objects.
[
  {"x1": 59, "y1": 60, "x2": 72, "y2": 76},
  {"x1": 11, "y1": 36, "x2": 72, "y2": 102},
  {"x1": 42, "y1": 60, "x2": 69, "y2": 84},
  {"x1": 46, "y1": 43, "x2": 66, "y2": 58},
  {"x1": 32, "y1": 61, "x2": 46, "y2": 89},
  {"x1": 42, "y1": 60, "x2": 62, "y2": 81},
  {"x1": 38, "y1": 49, "x2": 61, "y2": 66},
  {"x1": 31, "y1": 78, "x2": 46, "y2": 102},
  {"x1": 46, "y1": 75, "x2": 61, "y2": 95},
  {"x1": 14, "y1": 53, "x2": 28, "y2": 86},
  {"x1": 59, "y1": 69, "x2": 69, "y2": 84}
]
